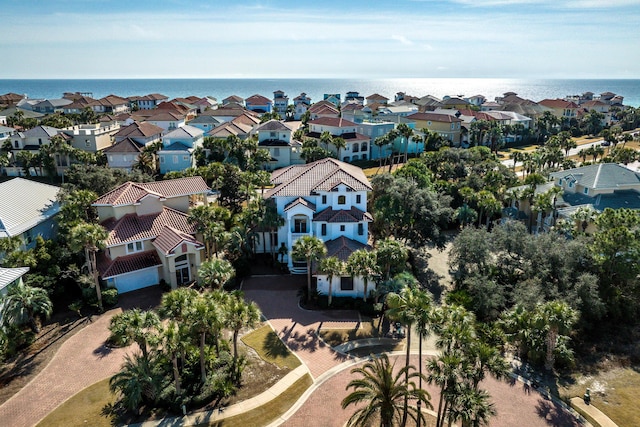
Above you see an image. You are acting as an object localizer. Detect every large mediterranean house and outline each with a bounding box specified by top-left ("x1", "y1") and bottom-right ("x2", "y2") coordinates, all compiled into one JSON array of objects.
[
  {"x1": 93, "y1": 177, "x2": 209, "y2": 293},
  {"x1": 265, "y1": 158, "x2": 374, "y2": 299}
]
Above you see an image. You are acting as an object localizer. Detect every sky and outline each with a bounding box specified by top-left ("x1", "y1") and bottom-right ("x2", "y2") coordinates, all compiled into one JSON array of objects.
[{"x1": 1, "y1": 0, "x2": 639, "y2": 79}]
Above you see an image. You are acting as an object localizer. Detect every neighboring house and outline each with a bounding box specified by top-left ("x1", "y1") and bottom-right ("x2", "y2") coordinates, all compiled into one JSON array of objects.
[
  {"x1": 187, "y1": 114, "x2": 222, "y2": 133},
  {"x1": 192, "y1": 96, "x2": 217, "y2": 113},
  {"x1": 93, "y1": 177, "x2": 209, "y2": 293},
  {"x1": 0, "y1": 125, "x2": 16, "y2": 141},
  {"x1": 253, "y1": 120, "x2": 304, "y2": 170},
  {"x1": 89, "y1": 95, "x2": 130, "y2": 114},
  {"x1": 308, "y1": 101, "x2": 340, "y2": 120},
  {"x1": 293, "y1": 93, "x2": 311, "y2": 120},
  {"x1": 158, "y1": 125, "x2": 204, "y2": 174},
  {"x1": 307, "y1": 117, "x2": 371, "y2": 162},
  {"x1": 0, "y1": 178, "x2": 61, "y2": 250},
  {"x1": 323, "y1": 94, "x2": 341, "y2": 107},
  {"x1": 143, "y1": 111, "x2": 186, "y2": 131},
  {"x1": 114, "y1": 121, "x2": 164, "y2": 146},
  {"x1": 4, "y1": 125, "x2": 61, "y2": 176},
  {"x1": 222, "y1": 95, "x2": 244, "y2": 106},
  {"x1": 467, "y1": 95, "x2": 487, "y2": 107},
  {"x1": 0, "y1": 267, "x2": 29, "y2": 299},
  {"x1": 104, "y1": 138, "x2": 145, "y2": 171},
  {"x1": 245, "y1": 94, "x2": 273, "y2": 114},
  {"x1": 132, "y1": 93, "x2": 169, "y2": 110},
  {"x1": 60, "y1": 122, "x2": 121, "y2": 152},
  {"x1": 441, "y1": 97, "x2": 470, "y2": 110},
  {"x1": 0, "y1": 93, "x2": 26, "y2": 109},
  {"x1": 356, "y1": 121, "x2": 397, "y2": 160},
  {"x1": 32, "y1": 98, "x2": 73, "y2": 114},
  {"x1": 199, "y1": 106, "x2": 250, "y2": 123},
  {"x1": 538, "y1": 99, "x2": 580, "y2": 121},
  {"x1": 344, "y1": 91, "x2": 364, "y2": 105},
  {"x1": 206, "y1": 120, "x2": 253, "y2": 140},
  {"x1": 415, "y1": 95, "x2": 443, "y2": 111},
  {"x1": 265, "y1": 158, "x2": 374, "y2": 298},
  {"x1": 366, "y1": 93, "x2": 389, "y2": 106},
  {"x1": 273, "y1": 90, "x2": 289, "y2": 117},
  {"x1": 406, "y1": 112, "x2": 462, "y2": 145}
]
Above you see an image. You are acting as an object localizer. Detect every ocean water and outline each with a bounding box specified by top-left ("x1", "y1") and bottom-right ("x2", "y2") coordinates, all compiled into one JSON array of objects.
[{"x1": 0, "y1": 78, "x2": 639, "y2": 107}]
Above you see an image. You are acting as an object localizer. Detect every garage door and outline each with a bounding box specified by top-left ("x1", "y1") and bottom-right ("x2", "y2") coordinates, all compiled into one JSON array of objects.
[{"x1": 113, "y1": 268, "x2": 160, "y2": 294}]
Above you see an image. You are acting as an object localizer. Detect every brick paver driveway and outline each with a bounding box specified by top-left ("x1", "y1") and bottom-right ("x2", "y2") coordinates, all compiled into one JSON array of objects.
[{"x1": 244, "y1": 275, "x2": 583, "y2": 427}]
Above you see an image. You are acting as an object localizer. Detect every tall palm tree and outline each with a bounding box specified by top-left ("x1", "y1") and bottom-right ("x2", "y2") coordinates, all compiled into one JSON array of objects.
[
  {"x1": 186, "y1": 291, "x2": 226, "y2": 383},
  {"x1": 320, "y1": 130, "x2": 333, "y2": 150},
  {"x1": 161, "y1": 320, "x2": 189, "y2": 395},
  {"x1": 346, "y1": 249, "x2": 379, "y2": 301},
  {"x1": 0, "y1": 282, "x2": 52, "y2": 333},
  {"x1": 68, "y1": 222, "x2": 108, "y2": 312},
  {"x1": 318, "y1": 256, "x2": 344, "y2": 306},
  {"x1": 396, "y1": 123, "x2": 415, "y2": 163},
  {"x1": 159, "y1": 287, "x2": 198, "y2": 321},
  {"x1": 226, "y1": 291, "x2": 261, "y2": 379},
  {"x1": 341, "y1": 353, "x2": 431, "y2": 427},
  {"x1": 332, "y1": 136, "x2": 346, "y2": 161},
  {"x1": 109, "y1": 353, "x2": 163, "y2": 414},
  {"x1": 448, "y1": 384, "x2": 496, "y2": 427},
  {"x1": 375, "y1": 238, "x2": 408, "y2": 281},
  {"x1": 291, "y1": 235, "x2": 327, "y2": 302},
  {"x1": 198, "y1": 256, "x2": 235, "y2": 289},
  {"x1": 536, "y1": 300, "x2": 577, "y2": 371}
]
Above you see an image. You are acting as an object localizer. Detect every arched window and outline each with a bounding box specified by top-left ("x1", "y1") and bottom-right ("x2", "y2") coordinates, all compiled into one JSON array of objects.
[
  {"x1": 352, "y1": 143, "x2": 359, "y2": 152},
  {"x1": 360, "y1": 142, "x2": 367, "y2": 151}
]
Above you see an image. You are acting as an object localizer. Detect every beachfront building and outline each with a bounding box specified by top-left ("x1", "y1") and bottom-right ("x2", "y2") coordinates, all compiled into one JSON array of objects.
[
  {"x1": 245, "y1": 94, "x2": 273, "y2": 114},
  {"x1": 253, "y1": 120, "x2": 303, "y2": 170},
  {"x1": 307, "y1": 117, "x2": 371, "y2": 162},
  {"x1": 293, "y1": 93, "x2": 311, "y2": 120},
  {"x1": 93, "y1": 177, "x2": 209, "y2": 293},
  {"x1": 406, "y1": 112, "x2": 462, "y2": 146},
  {"x1": 89, "y1": 95, "x2": 130, "y2": 115},
  {"x1": 273, "y1": 91, "x2": 289, "y2": 117}
]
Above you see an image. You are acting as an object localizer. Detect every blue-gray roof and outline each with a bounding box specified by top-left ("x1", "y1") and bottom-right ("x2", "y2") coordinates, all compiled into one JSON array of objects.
[{"x1": 549, "y1": 163, "x2": 640, "y2": 190}]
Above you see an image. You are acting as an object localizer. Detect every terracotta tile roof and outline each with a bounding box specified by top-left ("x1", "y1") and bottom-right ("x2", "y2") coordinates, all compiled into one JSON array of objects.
[
  {"x1": 223, "y1": 95, "x2": 244, "y2": 103},
  {"x1": 153, "y1": 225, "x2": 204, "y2": 255},
  {"x1": 114, "y1": 121, "x2": 164, "y2": 139},
  {"x1": 580, "y1": 100, "x2": 608, "y2": 108},
  {"x1": 266, "y1": 158, "x2": 372, "y2": 198},
  {"x1": 309, "y1": 117, "x2": 357, "y2": 127},
  {"x1": 101, "y1": 207, "x2": 195, "y2": 247},
  {"x1": 145, "y1": 111, "x2": 186, "y2": 122},
  {"x1": 245, "y1": 94, "x2": 272, "y2": 105},
  {"x1": 284, "y1": 197, "x2": 317, "y2": 212},
  {"x1": 539, "y1": 99, "x2": 579, "y2": 109},
  {"x1": 203, "y1": 107, "x2": 247, "y2": 117},
  {"x1": 93, "y1": 176, "x2": 209, "y2": 206},
  {"x1": 406, "y1": 112, "x2": 462, "y2": 123},
  {"x1": 313, "y1": 207, "x2": 372, "y2": 223},
  {"x1": 309, "y1": 101, "x2": 339, "y2": 114},
  {"x1": 99, "y1": 250, "x2": 162, "y2": 278},
  {"x1": 231, "y1": 112, "x2": 261, "y2": 126},
  {"x1": 366, "y1": 93, "x2": 389, "y2": 101},
  {"x1": 103, "y1": 137, "x2": 144, "y2": 153},
  {"x1": 324, "y1": 236, "x2": 371, "y2": 262}
]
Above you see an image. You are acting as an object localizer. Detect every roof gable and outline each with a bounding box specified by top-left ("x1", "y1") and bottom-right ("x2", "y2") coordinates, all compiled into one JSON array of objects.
[{"x1": 93, "y1": 176, "x2": 209, "y2": 206}]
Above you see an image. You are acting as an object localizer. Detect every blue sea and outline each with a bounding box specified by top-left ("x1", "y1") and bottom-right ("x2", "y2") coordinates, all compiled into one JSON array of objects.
[{"x1": 0, "y1": 78, "x2": 639, "y2": 107}]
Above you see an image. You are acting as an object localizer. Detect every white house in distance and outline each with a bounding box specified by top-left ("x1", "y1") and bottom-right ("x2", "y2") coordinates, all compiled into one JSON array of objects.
[
  {"x1": 93, "y1": 177, "x2": 209, "y2": 293},
  {"x1": 265, "y1": 158, "x2": 374, "y2": 299}
]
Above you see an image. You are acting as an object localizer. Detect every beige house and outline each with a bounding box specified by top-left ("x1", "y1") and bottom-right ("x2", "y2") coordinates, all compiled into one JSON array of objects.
[
  {"x1": 60, "y1": 122, "x2": 120, "y2": 152},
  {"x1": 94, "y1": 177, "x2": 210, "y2": 293},
  {"x1": 406, "y1": 112, "x2": 462, "y2": 145}
]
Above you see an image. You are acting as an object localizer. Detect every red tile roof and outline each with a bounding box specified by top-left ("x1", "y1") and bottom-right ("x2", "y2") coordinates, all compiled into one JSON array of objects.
[
  {"x1": 366, "y1": 93, "x2": 389, "y2": 101},
  {"x1": 101, "y1": 207, "x2": 195, "y2": 247},
  {"x1": 324, "y1": 236, "x2": 371, "y2": 262},
  {"x1": 539, "y1": 99, "x2": 579, "y2": 109},
  {"x1": 93, "y1": 176, "x2": 209, "y2": 206},
  {"x1": 309, "y1": 101, "x2": 339, "y2": 114},
  {"x1": 313, "y1": 207, "x2": 372, "y2": 223},
  {"x1": 153, "y1": 225, "x2": 203, "y2": 255},
  {"x1": 245, "y1": 94, "x2": 272, "y2": 105},
  {"x1": 267, "y1": 158, "x2": 372, "y2": 198},
  {"x1": 99, "y1": 250, "x2": 162, "y2": 278},
  {"x1": 103, "y1": 137, "x2": 144, "y2": 153},
  {"x1": 114, "y1": 121, "x2": 164, "y2": 139}
]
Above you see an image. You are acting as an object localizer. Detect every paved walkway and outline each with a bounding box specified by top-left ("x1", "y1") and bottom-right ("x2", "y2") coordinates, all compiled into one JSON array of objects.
[
  {"x1": 571, "y1": 397, "x2": 619, "y2": 427},
  {"x1": 0, "y1": 307, "x2": 130, "y2": 427}
]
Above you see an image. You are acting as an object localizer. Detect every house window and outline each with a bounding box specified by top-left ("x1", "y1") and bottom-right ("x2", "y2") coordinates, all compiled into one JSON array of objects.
[
  {"x1": 14, "y1": 141, "x2": 18, "y2": 148},
  {"x1": 109, "y1": 155, "x2": 114, "y2": 162},
  {"x1": 340, "y1": 276, "x2": 354, "y2": 291},
  {"x1": 321, "y1": 223, "x2": 327, "y2": 236},
  {"x1": 427, "y1": 121, "x2": 432, "y2": 126},
  {"x1": 274, "y1": 147, "x2": 280, "y2": 156},
  {"x1": 183, "y1": 155, "x2": 189, "y2": 161},
  {"x1": 270, "y1": 131, "x2": 277, "y2": 138},
  {"x1": 270, "y1": 232, "x2": 278, "y2": 247},
  {"x1": 85, "y1": 139, "x2": 91, "y2": 147},
  {"x1": 569, "y1": 181, "x2": 574, "y2": 188},
  {"x1": 361, "y1": 154, "x2": 367, "y2": 160},
  {"x1": 159, "y1": 156, "x2": 165, "y2": 163},
  {"x1": 361, "y1": 142, "x2": 367, "y2": 152},
  {"x1": 340, "y1": 225, "x2": 345, "y2": 232},
  {"x1": 343, "y1": 156, "x2": 350, "y2": 162},
  {"x1": 451, "y1": 123, "x2": 455, "y2": 130},
  {"x1": 38, "y1": 138, "x2": 42, "y2": 145},
  {"x1": 352, "y1": 143, "x2": 359, "y2": 152},
  {"x1": 126, "y1": 241, "x2": 144, "y2": 254},
  {"x1": 356, "y1": 195, "x2": 361, "y2": 204},
  {"x1": 338, "y1": 195, "x2": 346, "y2": 205},
  {"x1": 123, "y1": 155, "x2": 127, "y2": 162},
  {"x1": 352, "y1": 155, "x2": 359, "y2": 161},
  {"x1": 358, "y1": 223, "x2": 364, "y2": 236},
  {"x1": 584, "y1": 188, "x2": 589, "y2": 195},
  {"x1": 322, "y1": 195, "x2": 327, "y2": 204},
  {"x1": 173, "y1": 155, "x2": 179, "y2": 164},
  {"x1": 294, "y1": 218, "x2": 307, "y2": 233}
]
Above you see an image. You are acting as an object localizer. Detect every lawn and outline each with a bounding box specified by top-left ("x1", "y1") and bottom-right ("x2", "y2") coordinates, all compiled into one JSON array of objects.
[
  {"x1": 241, "y1": 324, "x2": 301, "y2": 370},
  {"x1": 35, "y1": 378, "x2": 115, "y2": 427},
  {"x1": 319, "y1": 318, "x2": 381, "y2": 347},
  {"x1": 560, "y1": 367, "x2": 640, "y2": 427}
]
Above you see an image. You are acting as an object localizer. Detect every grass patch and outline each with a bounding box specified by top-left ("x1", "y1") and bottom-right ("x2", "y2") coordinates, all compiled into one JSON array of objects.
[
  {"x1": 203, "y1": 373, "x2": 313, "y2": 427},
  {"x1": 319, "y1": 319, "x2": 381, "y2": 347},
  {"x1": 35, "y1": 378, "x2": 116, "y2": 427},
  {"x1": 241, "y1": 325, "x2": 301, "y2": 370},
  {"x1": 569, "y1": 400, "x2": 601, "y2": 427},
  {"x1": 559, "y1": 367, "x2": 640, "y2": 427}
]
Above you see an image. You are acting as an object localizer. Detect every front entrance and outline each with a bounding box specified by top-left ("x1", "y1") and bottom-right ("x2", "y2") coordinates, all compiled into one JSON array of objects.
[{"x1": 175, "y1": 255, "x2": 190, "y2": 285}]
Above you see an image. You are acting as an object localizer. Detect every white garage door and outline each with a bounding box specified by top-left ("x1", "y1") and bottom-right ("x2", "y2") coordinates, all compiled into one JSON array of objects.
[{"x1": 114, "y1": 268, "x2": 160, "y2": 294}]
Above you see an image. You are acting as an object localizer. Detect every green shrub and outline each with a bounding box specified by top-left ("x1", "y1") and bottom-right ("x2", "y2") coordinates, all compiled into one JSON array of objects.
[
  {"x1": 102, "y1": 288, "x2": 118, "y2": 307},
  {"x1": 159, "y1": 279, "x2": 171, "y2": 292},
  {"x1": 82, "y1": 287, "x2": 98, "y2": 305}
]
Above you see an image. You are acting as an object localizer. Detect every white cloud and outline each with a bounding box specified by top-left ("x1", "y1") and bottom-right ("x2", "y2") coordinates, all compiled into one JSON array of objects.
[{"x1": 391, "y1": 35, "x2": 413, "y2": 45}]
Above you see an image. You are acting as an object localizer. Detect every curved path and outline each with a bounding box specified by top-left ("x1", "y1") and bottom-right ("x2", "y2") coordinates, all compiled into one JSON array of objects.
[
  {"x1": 243, "y1": 276, "x2": 586, "y2": 427},
  {"x1": 0, "y1": 308, "x2": 130, "y2": 427}
]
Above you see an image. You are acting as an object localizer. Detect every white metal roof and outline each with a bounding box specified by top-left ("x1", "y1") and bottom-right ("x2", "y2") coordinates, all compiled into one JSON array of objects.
[
  {"x1": 0, "y1": 178, "x2": 61, "y2": 238},
  {"x1": 0, "y1": 267, "x2": 29, "y2": 292}
]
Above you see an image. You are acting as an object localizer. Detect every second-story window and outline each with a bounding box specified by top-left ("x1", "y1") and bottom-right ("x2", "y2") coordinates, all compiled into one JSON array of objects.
[
  {"x1": 352, "y1": 143, "x2": 359, "y2": 152},
  {"x1": 127, "y1": 241, "x2": 143, "y2": 254},
  {"x1": 322, "y1": 195, "x2": 327, "y2": 204},
  {"x1": 356, "y1": 195, "x2": 361, "y2": 204},
  {"x1": 321, "y1": 224, "x2": 327, "y2": 236},
  {"x1": 358, "y1": 223, "x2": 364, "y2": 235},
  {"x1": 338, "y1": 195, "x2": 346, "y2": 205}
]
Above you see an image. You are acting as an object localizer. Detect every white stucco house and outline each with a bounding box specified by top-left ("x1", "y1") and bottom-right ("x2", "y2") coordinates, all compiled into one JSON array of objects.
[
  {"x1": 252, "y1": 119, "x2": 304, "y2": 170},
  {"x1": 264, "y1": 158, "x2": 375, "y2": 299}
]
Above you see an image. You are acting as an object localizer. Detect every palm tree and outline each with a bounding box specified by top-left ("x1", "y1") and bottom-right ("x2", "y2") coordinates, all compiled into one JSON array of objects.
[
  {"x1": 536, "y1": 300, "x2": 577, "y2": 371},
  {"x1": 375, "y1": 238, "x2": 408, "y2": 281},
  {"x1": 186, "y1": 291, "x2": 226, "y2": 383},
  {"x1": 332, "y1": 136, "x2": 346, "y2": 161},
  {"x1": 396, "y1": 123, "x2": 415, "y2": 163},
  {"x1": 68, "y1": 222, "x2": 108, "y2": 312},
  {"x1": 226, "y1": 291, "x2": 261, "y2": 379},
  {"x1": 161, "y1": 320, "x2": 188, "y2": 395},
  {"x1": 133, "y1": 151, "x2": 156, "y2": 176},
  {"x1": 341, "y1": 353, "x2": 431, "y2": 427},
  {"x1": 108, "y1": 309, "x2": 161, "y2": 360},
  {"x1": 0, "y1": 282, "x2": 52, "y2": 333},
  {"x1": 318, "y1": 256, "x2": 344, "y2": 306},
  {"x1": 291, "y1": 235, "x2": 327, "y2": 302},
  {"x1": 447, "y1": 384, "x2": 496, "y2": 427},
  {"x1": 109, "y1": 353, "x2": 163, "y2": 414},
  {"x1": 159, "y1": 287, "x2": 198, "y2": 320},
  {"x1": 346, "y1": 249, "x2": 379, "y2": 301},
  {"x1": 320, "y1": 130, "x2": 333, "y2": 150},
  {"x1": 198, "y1": 256, "x2": 235, "y2": 289}
]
